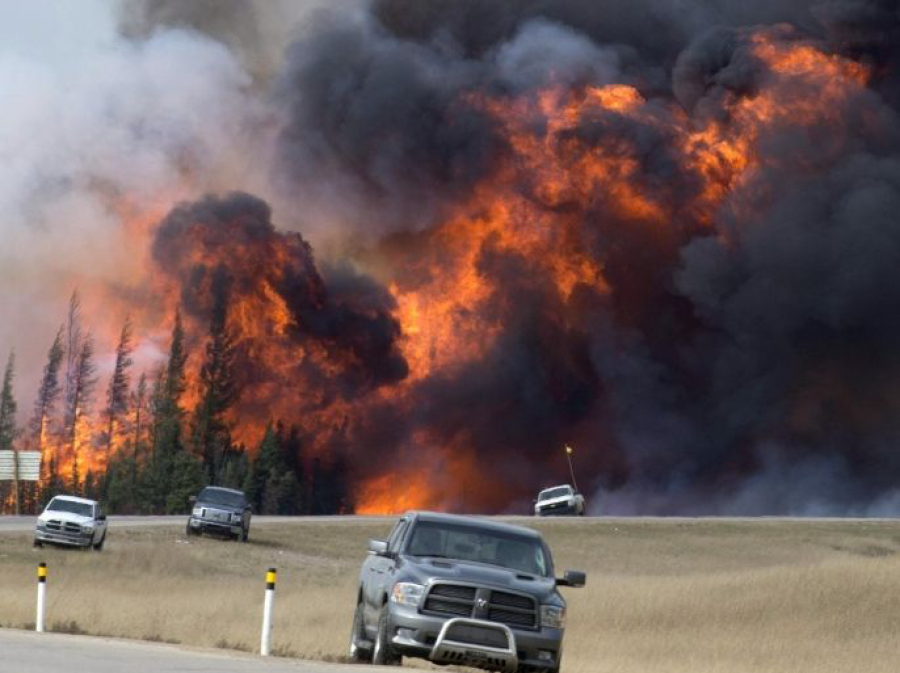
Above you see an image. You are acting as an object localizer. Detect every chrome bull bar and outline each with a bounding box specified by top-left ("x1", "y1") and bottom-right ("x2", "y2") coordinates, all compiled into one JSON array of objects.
[{"x1": 430, "y1": 617, "x2": 518, "y2": 672}]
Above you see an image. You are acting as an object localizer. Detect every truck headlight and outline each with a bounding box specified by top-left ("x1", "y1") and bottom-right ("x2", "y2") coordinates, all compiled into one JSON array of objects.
[
  {"x1": 82, "y1": 524, "x2": 94, "y2": 533},
  {"x1": 231, "y1": 513, "x2": 242, "y2": 523},
  {"x1": 192, "y1": 507, "x2": 202, "y2": 517},
  {"x1": 390, "y1": 583, "x2": 425, "y2": 607},
  {"x1": 540, "y1": 605, "x2": 566, "y2": 629}
]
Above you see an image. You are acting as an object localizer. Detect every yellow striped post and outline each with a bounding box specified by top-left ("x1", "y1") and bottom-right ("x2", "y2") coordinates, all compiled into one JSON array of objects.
[
  {"x1": 36, "y1": 562, "x2": 47, "y2": 632},
  {"x1": 261, "y1": 567, "x2": 276, "y2": 655}
]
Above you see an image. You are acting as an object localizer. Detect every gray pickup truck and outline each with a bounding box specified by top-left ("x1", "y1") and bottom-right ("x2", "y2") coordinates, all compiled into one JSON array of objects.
[
  {"x1": 186, "y1": 486, "x2": 252, "y2": 541},
  {"x1": 350, "y1": 511, "x2": 585, "y2": 673}
]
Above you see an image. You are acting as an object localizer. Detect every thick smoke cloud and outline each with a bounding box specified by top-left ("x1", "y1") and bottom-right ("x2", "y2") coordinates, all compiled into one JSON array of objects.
[
  {"x1": 6, "y1": 0, "x2": 900, "y2": 514},
  {"x1": 152, "y1": 192, "x2": 408, "y2": 400},
  {"x1": 268, "y1": 0, "x2": 900, "y2": 513},
  {"x1": 0, "y1": 18, "x2": 265, "y2": 411}
]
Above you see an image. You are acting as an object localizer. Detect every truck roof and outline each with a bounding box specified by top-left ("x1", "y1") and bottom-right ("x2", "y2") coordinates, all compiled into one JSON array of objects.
[
  {"x1": 407, "y1": 511, "x2": 542, "y2": 538},
  {"x1": 539, "y1": 484, "x2": 574, "y2": 492},
  {"x1": 201, "y1": 486, "x2": 245, "y2": 495},
  {"x1": 49, "y1": 494, "x2": 98, "y2": 506}
]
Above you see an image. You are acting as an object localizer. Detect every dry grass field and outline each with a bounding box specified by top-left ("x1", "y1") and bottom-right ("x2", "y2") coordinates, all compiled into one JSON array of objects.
[{"x1": 1, "y1": 517, "x2": 898, "y2": 673}]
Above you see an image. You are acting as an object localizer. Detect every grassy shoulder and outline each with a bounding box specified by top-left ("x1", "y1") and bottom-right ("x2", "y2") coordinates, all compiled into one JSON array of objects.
[{"x1": 1, "y1": 517, "x2": 898, "y2": 672}]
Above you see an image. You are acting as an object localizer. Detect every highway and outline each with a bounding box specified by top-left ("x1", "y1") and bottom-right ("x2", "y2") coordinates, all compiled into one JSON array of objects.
[
  {"x1": 1, "y1": 514, "x2": 893, "y2": 534},
  {"x1": 0, "y1": 630, "x2": 378, "y2": 673},
  {"x1": 0, "y1": 515, "x2": 390, "y2": 533}
]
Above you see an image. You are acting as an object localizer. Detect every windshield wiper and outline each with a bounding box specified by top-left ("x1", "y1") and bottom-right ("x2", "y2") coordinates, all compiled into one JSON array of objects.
[{"x1": 411, "y1": 553, "x2": 454, "y2": 559}]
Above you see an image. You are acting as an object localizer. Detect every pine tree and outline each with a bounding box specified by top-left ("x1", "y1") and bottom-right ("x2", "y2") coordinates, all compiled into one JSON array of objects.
[
  {"x1": 32, "y1": 328, "x2": 64, "y2": 498},
  {"x1": 130, "y1": 371, "x2": 149, "y2": 489},
  {"x1": 0, "y1": 353, "x2": 19, "y2": 513},
  {"x1": 0, "y1": 352, "x2": 16, "y2": 452},
  {"x1": 131, "y1": 372, "x2": 148, "y2": 456},
  {"x1": 103, "y1": 318, "x2": 133, "y2": 461},
  {"x1": 246, "y1": 424, "x2": 284, "y2": 511},
  {"x1": 147, "y1": 309, "x2": 204, "y2": 514},
  {"x1": 190, "y1": 283, "x2": 238, "y2": 483},
  {"x1": 64, "y1": 336, "x2": 97, "y2": 494}
]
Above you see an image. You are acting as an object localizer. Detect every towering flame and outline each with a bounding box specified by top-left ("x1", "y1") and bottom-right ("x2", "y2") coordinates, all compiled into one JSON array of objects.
[{"x1": 4, "y1": 1, "x2": 900, "y2": 515}]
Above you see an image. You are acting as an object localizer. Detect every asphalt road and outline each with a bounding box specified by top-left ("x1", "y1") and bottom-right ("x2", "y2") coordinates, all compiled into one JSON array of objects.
[
  {"x1": 0, "y1": 630, "x2": 378, "y2": 673},
  {"x1": 1, "y1": 514, "x2": 893, "y2": 533},
  {"x1": 0, "y1": 515, "x2": 389, "y2": 533}
]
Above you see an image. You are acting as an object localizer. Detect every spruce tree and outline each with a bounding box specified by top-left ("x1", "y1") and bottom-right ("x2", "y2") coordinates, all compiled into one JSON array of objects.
[
  {"x1": 147, "y1": 309, "x2": 204, "y2": 513},
  {"x1": 0, "y1": 352, "x2": 16, "y2": 452},
  {"x1": 191, "y1": 284, "x2": 238, "y2": 483},
  {"x1": 247, "y1": 424, "x2": 283, "y2": 511},
  {"x1": 103, "y1": 317, "x2": 133, "y2": 460},
  {"x1": 32, "y1": 328, "x2": 64, "y2": 500},
  {"x1": 0, "y1": 353, "x2": 18, "y2": 513},
  {"x1": 64, "y1": 336, "x2": 97, "y2": 493},
  {"x1": 130, "y1": 371, "x2": 149, "y2": 489}
]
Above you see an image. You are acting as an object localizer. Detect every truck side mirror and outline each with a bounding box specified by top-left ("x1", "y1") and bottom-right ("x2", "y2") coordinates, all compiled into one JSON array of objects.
[
  {"x1": 188, "y1": 495, "x2": 197, "y2": 504},
  {"x1": 97, "y1": 514, "x2": 107, "y2": 521},
  {"x1": 556, "y1": 570, "x2": 586, "y2": 588},
  {"x1": 368, "y1": 539, "x2": 389, "y2": 556}
]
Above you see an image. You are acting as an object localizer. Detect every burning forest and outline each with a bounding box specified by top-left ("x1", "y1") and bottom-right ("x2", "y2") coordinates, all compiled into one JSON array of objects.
[{"x1": 2, "y1": 0, "x2": 900, "y2": 515}]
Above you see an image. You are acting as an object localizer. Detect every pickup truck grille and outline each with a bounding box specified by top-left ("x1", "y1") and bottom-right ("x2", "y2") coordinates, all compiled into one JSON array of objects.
[
  {"x1": 423, "y1": 583, "x2": 538, "y2": 630},
  {"x1": 200, "y1": 507, "x2": 233, "y2": 523},
  {"x1": 45, "y1": 520, "x2": 82, "y2": 535}
]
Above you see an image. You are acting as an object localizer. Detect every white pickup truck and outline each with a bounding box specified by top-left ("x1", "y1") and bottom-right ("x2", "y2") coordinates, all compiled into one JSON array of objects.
[
  {"x1": 34, "y1": 495, "x2": 108, "y2": 550},
  {"x1": 534, "y1": 485, "x2": 586, "y2": 516}
]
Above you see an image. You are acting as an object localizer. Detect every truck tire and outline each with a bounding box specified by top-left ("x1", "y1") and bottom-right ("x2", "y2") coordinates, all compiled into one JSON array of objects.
[
  {"x1": 93, "y1": 532, "x2": 106, "y2": 551},
  {"x1": 186, "y1": 522, "x2": 196, "y2": 537},
  {"x1": 241, "y1": 527, "x2": 249, "y2": 543},
  {"x1": 371, "y1": 604, "x2": 401, "y2": 666},
  {"x1": 349, "y1": 602, "x2": 373, "y2": 663},
  {"x1": 33, "y1": 539, "x2": 42, "y2": 548}
]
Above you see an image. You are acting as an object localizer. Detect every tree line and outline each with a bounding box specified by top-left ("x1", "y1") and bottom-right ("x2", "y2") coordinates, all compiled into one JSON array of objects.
[{"x1": 0, "y1": 291, "x2": 349, "y2": 515}]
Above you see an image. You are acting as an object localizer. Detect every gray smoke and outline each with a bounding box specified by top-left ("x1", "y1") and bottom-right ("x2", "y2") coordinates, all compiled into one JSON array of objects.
[{"x1": 4, "y1": 0, "x2": 900, "y2": 514}]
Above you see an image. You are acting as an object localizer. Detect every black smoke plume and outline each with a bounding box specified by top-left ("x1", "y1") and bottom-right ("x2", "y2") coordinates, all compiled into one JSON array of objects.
[
  {"x1": 264, "y1": 0, "x2": 900, "y2": 514},
  {"x1": 152, "y1": 192, "x2": 408, "y2": 410}
]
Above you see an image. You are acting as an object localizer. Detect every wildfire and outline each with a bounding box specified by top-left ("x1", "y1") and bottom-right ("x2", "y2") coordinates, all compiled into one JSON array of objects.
[{"x1": 13, "y1": 23, "x2": 879, "y2": 515}]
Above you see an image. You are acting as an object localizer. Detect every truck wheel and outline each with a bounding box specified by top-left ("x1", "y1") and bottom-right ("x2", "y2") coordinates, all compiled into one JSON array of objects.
[
  {"x1": 241, "y1": 527, "x2": 249, "y2": 543},
  {"x1": 93, "y1": 532, "x2": 106, "y2": 551},
  {"x1": 349, "y1": 602, "x2": 373, "y2": 663},
  {"x1": 33, "y1": 539, "x2": 42, "y2": 548},
  {"x1": 371, "y1": 604, "x2": 401, "y2": 666},
  {"x1": 185, "y1": 522, "x2": 195, "y2": 537}
]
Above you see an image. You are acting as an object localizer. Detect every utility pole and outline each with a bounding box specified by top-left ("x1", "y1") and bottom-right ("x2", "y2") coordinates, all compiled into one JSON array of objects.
[{"x1": 565, "y1": 444, "x2": 579, "y2": 492}]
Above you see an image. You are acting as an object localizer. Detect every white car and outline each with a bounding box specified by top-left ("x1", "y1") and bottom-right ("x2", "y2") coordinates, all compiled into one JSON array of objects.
[
  {"x1": 534, "y1": 484, "x2": 586, "y2": 516},
  {"x1": 34, "y1": 495, "x2": 108, "y2": 550}
]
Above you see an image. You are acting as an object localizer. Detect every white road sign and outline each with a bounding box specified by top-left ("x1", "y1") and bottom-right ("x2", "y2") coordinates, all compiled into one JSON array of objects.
[{"x1": 0, "y1": 450, "x2": 42, "y2": 481}]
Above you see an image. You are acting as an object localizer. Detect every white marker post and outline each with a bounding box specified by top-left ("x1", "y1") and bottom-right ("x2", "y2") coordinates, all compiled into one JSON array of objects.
[
  {"x1": 36, "y1": 562, "x2": 47, "y2": 632},
  {"x1": 260, "y1": 567, "x2": 276, "y2": 656}
]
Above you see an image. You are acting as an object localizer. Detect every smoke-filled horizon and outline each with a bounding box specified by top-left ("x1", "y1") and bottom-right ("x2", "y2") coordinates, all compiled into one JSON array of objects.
[{"x1": 2, "y1": 0, "x2": 900, "y2": 515}]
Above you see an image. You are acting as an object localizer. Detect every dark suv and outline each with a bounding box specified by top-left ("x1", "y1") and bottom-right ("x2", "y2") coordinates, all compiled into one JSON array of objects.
[
  {"x1": 186, "y1": 486, "x2": 252, "y2": 541},
  {"x1": 349, "y1": 511, "x2": 585, "y2": 672}
]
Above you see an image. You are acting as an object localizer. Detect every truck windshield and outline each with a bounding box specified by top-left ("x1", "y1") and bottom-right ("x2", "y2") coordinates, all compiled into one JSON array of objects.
[
  {"x1": 406, "y1": 521, "x2": 550, "y2": 577},
  {"x1": 46, "y1": 498, "x2": 93, "y2": 517},
  {"x1": 539, "y1": 487, "x2": 572, "y2": 501},
  {"x1": 198, "y1": 488, "x2": 245, "y2": 508}
]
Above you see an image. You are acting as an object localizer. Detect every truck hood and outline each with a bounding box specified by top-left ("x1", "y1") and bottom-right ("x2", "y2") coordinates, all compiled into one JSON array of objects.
[
  {"x1": 536, "y1": 495, "x2": 574, "y2": 508},
  {"x1": 399, "y1": 556, "x2": 561, "y2": 604},
  {"x1": 196, "y1": 501, "x2": 241, "y2": 514},
  {"x1": 39, "y1": 510, "x2": 92, "y2": 525}
]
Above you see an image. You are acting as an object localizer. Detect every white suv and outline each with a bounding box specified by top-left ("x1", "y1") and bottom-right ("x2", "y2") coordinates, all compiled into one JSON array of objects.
[
  {"x1": 34, "y1": 495, "x2": 108, "y2": 550},
  {"x1": 534, "y1": 485, "x2": 586, "y2": 516}
]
